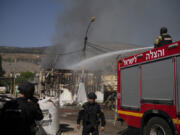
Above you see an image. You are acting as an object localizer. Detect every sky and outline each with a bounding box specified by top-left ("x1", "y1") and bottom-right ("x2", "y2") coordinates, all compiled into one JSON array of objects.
[
  {"x1": 0, "y1": 0, "x2": 180, "y2": 48},
  {"x1": 0, "y1": 0, "x2": 61, "y2": 47}
]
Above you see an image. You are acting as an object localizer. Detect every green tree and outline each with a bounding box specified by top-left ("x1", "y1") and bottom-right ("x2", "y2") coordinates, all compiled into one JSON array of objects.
[{"x1": 16, "y1": 72, "x2": 35, "y2": 84}]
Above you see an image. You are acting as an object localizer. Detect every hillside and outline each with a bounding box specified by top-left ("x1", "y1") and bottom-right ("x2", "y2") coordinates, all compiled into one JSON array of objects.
[
  {"x1": 0, "y1": 43, "x2": 149, "y2": 74},
  {"x1": 0, "y1": 46, "x2": 47, "y2": 54},
  {"x1": 0, "y1": 46, "x2": 48, "y2": 74}
]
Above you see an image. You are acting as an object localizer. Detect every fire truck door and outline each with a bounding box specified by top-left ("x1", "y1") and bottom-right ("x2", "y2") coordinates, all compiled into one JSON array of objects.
[
  {"x1": 141, "y1": 58, "x2": 174, "y2": 102},
  {"x1": 121, "y1": 66, "x2": 140, "y2": 109}
]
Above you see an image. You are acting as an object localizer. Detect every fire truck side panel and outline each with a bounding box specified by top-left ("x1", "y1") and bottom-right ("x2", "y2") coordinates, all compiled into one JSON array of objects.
[
  {"x1": 177, "y1": 56, "x2": 180, "y2": 134},
  {"x1": 119, "y1": 113, "x2": 141, "y2": 128},
  {"x1": 117, "y1": 41, "x2": 180, "y2": 134},
  {"x1": 117, "y1": 62, "x2": 121, "y2": 110},
  {"x1": 141, "y1": 58, "x2": 174, "y2": 103},
  {"x1": 121, "y1": 66, "x2": 140, "y2": 109},
  {"x1": 177, "y1": 56, "x2": 180, "y2": 114},
  {"x1": 141, "y1": 104, "x2": 177, "y2": 118}
]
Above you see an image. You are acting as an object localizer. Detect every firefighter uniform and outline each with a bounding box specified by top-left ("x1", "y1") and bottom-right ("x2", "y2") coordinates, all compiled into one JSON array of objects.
[
  {"x1": 0, "y1": 82, "x2": 43, "y2": 135},
  {"x1": 154, "y1": 27, "x2": 172, "y2": 48},
  {"x1": 77, "y1": 93, "x2": 106, "y2": 135},
  {"x1": 154, "y1": 33, "x2": 172, "y2": 48}
]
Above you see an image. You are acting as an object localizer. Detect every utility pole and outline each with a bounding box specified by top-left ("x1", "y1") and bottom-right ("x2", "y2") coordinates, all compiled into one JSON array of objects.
[
  {"x1": 13, "y1": 58, "x2": 16, "y2": 96},
  {"x1": 76, "y1": 17, "x2": 96, "y2": 104},
  {"x1": 82, "y1": 16, "x2": 96, "y2": 78}
]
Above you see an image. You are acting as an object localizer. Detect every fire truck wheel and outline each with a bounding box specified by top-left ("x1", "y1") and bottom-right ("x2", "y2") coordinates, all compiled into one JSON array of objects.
[{"x1": 143, "y1": 117, "x2": 173, "y2": 135}]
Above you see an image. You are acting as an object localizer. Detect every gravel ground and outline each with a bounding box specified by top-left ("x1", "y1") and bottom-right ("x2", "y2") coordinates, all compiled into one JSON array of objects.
[{"x1": 59, "y1": 106, "x2": 140, "y2": 135}]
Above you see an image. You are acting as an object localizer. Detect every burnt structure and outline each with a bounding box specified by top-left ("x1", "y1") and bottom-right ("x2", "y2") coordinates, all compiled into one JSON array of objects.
[{"x1": 39, "y1": 69, "x2": 103, "y2": 98}]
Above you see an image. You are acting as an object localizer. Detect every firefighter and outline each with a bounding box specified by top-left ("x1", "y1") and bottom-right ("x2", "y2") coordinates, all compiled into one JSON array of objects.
[
  {"x1": 154, "y1": 27, "x2": 173, "y2": 48},
  {"x1": 0, "y1": 82, "x2": 43, "y2": 135},
  {"x1": 77, "y1": 92, "x2": 106, "y2": 135}
]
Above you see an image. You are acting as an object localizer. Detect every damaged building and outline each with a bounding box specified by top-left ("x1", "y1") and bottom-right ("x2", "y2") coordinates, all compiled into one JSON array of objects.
[{"x1": 38, "y1": 42, "x2": 149, "y2": 108}]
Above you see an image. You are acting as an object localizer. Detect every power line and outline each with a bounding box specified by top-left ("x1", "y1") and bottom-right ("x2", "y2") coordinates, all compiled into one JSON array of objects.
[
  {"x1": 54, "y1": 41, "x2": 116, "y2": 56},
  {"x1": 87, "y1": 41, "x2": 116, "y2": 51},
  {"x1": 87, "y1": 44, "x2": 107, "y2": 53},
  {"x1": 57, "y1": 49, "x2": 82, "y2": 56}
]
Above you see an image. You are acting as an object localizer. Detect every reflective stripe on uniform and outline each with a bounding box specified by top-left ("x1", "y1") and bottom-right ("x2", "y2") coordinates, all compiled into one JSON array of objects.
[
  {"x1": 164, "y1": 38, "x2": 172, "y2": 40},
  {"x1": 155, "y1": 36, "x2": 162, "y2": 45}
]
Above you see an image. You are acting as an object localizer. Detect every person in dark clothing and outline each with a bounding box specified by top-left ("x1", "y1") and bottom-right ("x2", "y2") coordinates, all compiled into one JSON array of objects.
[
  {"x1": 77, "y1": 92, "x2": 106, "y2": 135},
  {"x1": 154, "y1": 27, "x2": 173, "y2": 48},
  {"x1": 0, "y1": 82, "x2": 43, "y2": 135}
]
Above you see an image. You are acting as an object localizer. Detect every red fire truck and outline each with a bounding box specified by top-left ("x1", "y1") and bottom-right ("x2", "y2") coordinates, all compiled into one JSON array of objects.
[{"x1": 117, "y1": 41, "x2": 180, "y2": 135}]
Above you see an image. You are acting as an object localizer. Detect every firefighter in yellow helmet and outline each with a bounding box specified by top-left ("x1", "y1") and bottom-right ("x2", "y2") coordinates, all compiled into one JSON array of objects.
[{"x1": 154, "y1": 27, "x2": 173, "y2": 48}]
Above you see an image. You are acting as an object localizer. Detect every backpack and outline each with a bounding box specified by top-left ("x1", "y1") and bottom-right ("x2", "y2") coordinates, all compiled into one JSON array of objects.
[{"x1": 0, "y1": 98, "x2": 28, "y2": 135}]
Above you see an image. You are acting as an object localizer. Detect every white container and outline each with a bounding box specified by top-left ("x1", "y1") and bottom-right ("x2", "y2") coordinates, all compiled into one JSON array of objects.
[
  {"x1": 59, "y1": 88, "x2": 73, "y2": 106},
  {"x1": 95, "y1": 91, "x2": 104, "y2": 103},
  {"x1": 39, "y1": 97, "x2": 59, "y2": 135}
]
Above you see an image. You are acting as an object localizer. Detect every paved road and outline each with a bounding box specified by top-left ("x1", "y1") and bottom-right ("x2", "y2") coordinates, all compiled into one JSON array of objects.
[{"x1": 59, "y1": 106, "x2": 140, "y2": 135}]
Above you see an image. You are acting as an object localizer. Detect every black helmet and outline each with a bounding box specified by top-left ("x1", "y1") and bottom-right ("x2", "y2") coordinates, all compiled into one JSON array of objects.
[
  {"x1": 160, "y1": 27, "x2": 168, "y2": 34},
  {"x1": 87, "y1": 92, "x2": 97, "y2": 99},
  {"x1": 18, "y1": 82, "x2": 35, "y2": 98}
]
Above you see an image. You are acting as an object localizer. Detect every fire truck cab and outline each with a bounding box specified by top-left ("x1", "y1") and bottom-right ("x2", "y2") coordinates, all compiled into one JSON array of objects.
[{"x1": 117, "y1": 41, "x2": 180, "y2": 135}]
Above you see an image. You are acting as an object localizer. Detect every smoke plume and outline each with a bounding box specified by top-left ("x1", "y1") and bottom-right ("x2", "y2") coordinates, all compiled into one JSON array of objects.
[{"x1": 42, "y1": 0, "x2": 180, "y2": 70}]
